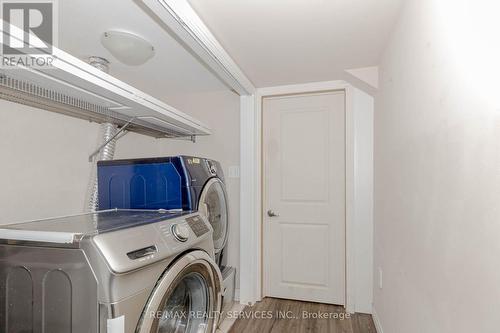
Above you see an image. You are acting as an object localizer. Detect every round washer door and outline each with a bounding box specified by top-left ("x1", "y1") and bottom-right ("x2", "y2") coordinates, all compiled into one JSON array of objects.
[
  {"x1": 198, "y1": 178, "x2": 229, "y2": 254},
  {"x1": 136, "y1": 251, "x2": 222, "y2": 333}
]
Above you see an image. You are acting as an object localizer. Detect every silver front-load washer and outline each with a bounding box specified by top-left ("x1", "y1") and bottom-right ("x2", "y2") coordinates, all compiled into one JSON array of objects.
[{"x1": 0, "y1": 209, "x2": 222, "y2": 333}]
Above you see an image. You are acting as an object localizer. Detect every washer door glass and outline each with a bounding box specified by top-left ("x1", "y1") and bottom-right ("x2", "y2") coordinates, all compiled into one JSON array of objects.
[
  {"x1": 157, "y1": 272, "x2": 209, "y2": 333},
  {"x1": 200, "y1": 179, "x2": 228, "y2": 252}
]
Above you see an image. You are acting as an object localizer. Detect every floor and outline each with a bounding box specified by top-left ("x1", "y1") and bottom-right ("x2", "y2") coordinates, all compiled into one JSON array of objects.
[{"x1": 228, "y1": 298, "x2": 376, "y2": 333}]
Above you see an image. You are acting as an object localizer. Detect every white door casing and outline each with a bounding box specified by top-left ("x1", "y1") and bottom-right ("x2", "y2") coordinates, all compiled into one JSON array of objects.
[{"x1": 263, "y1": 91, "x2": 346, "y2": 305}]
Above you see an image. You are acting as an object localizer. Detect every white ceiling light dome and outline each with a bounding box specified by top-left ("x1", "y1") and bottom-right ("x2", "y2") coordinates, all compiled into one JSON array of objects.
[{"x1": 101, "y1": 30, "x2": 155, "y2": 66}]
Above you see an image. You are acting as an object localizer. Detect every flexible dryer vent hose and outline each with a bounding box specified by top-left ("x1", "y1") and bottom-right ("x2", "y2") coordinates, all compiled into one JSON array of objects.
[{"x1": 84, "y1": 57, "x2": 118, "y2": 212}]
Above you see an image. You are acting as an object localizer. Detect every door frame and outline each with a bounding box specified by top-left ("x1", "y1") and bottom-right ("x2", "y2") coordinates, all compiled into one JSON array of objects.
[{"x1": 240, "y1": 80, "x2": 357, "y2": 312}]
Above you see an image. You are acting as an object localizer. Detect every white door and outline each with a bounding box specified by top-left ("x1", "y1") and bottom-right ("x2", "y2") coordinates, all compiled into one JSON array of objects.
[{"x1": 263, "y1": 91, "x2": 345, "y2": 305}]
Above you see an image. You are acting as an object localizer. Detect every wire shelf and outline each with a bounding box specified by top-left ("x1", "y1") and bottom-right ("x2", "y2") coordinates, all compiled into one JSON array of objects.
[{"x1": 0, "y1": 73, "x2": 198, "y2": 140}]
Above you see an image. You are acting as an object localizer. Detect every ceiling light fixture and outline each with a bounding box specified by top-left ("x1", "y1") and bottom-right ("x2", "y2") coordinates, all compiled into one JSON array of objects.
[{"x1": 101, "y1": 30, "x2": 155, "y2": 66}]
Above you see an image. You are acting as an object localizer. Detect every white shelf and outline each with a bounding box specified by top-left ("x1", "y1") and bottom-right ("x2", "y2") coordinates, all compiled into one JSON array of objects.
[{"x1": 0, "y1": 33, "x2": 211, "y2": 138}]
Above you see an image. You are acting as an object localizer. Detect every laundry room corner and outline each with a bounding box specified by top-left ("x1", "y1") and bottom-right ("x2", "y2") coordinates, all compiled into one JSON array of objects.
[{"x1": 128, "y1": 89, "x2": 242, "y2": 291}]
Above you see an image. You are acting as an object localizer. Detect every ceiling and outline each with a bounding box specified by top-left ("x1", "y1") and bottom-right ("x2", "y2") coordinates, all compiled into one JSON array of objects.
[
  {"x1": 58, "y1": 0, "x2": 227, "y2": 105},
  {"x1": 188, "y1": 0, "x2": 404, "y2": 87}
]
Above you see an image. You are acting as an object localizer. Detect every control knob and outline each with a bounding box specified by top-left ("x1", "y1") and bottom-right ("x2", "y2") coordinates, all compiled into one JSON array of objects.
[{"x1": 171, "y1": 224, "x2": 189, "y2": 242}]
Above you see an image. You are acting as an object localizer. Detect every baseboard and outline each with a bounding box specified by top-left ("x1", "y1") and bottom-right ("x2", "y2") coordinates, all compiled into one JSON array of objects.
[
  {"x1": 372, "y1": 307, "x2": 384, "y2": 333},
  {"x1": 354, "y1": 303, "x2": 373, "y2": 315}
]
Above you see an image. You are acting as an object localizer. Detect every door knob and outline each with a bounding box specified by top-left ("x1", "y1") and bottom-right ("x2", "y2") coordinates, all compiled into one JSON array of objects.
[{"x1": 267, "y1": 210, "x2": 279, "y2": 217}]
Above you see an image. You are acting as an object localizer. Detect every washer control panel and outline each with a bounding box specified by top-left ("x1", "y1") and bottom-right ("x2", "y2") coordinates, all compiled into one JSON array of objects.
[
  {"x1": 92, "y1": 212, "x2": 213, "y2": 274},
  {"x1": 186, "y1": 215, "x2": 210, "y2": 237},
  {"x1": 171, "y1": 223, "x2": 190, "y2": 242}
]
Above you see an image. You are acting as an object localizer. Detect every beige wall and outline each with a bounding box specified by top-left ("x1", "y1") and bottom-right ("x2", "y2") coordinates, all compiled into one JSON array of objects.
[
  {"x1": 0, "y1": 89, "x2": 240, "y2": 281},
  {"x1": 0, "y1": 100, "x2": 100, "y2": 223},
  {"x1": 374, "y1": 0, "x2": 500, "y2": 332}
]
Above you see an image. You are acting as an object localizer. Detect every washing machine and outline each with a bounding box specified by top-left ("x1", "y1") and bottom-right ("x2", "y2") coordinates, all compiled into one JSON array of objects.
[
  {"x1": 97, "y1": 156, "x2": 230, "y2": 268},
  {"x1": 0, "y1": 209, "x2": 222, "y2": 333}
]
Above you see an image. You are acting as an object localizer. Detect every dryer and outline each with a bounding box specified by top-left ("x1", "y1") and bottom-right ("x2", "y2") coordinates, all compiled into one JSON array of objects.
[
  {"x1": 0, "y1": 209, "x2": 222, "y2": 333},
  {"x1": 177, "y1": 156, "x2": 229, "y2": 267},
  {"x1": 98, "y1": 156, "x2": 230, "y2": 267}
]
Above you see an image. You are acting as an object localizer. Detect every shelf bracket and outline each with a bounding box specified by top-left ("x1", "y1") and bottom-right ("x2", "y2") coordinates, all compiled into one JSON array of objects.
[{"x1": 88, "y1": 118, "x2": 135, "y2": 162}]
